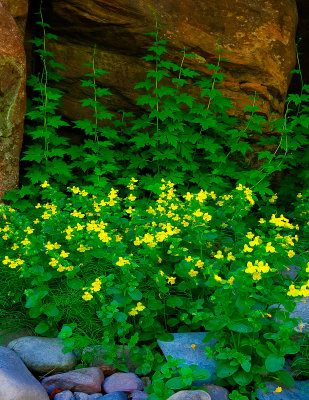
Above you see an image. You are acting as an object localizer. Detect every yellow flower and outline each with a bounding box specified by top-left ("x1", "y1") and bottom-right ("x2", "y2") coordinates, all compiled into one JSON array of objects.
[
  {"x1": 227, "y1": 276, "x2": 235, "y2": 285},
  {"x1": 188, "y1": 269, "x2": 198, "y2": 277},
  {"x1": 214, "y1": 275, "x2": 222, "y2": 282},
  {"x1": 160, "y1": 270, "x2": 164, "y2": 276},
  {"x1": 116, "y1": 257, "x2": 130, "y2": 266},
  {"x1": 273, "y1": 387, "x2": 282, "y2": 393},
  {"x1": 236, "y1": 184, "x2": 244, "y2": 191},
  {"x1": 129, "y1": 309, "x2": 138, "y2": 316},
  {"x1": 214, "y1": 250, "x2": 224, "y2": 259},
  {"x1": 288, "y1": 250, "x2": 295, "y2": 258},
  {"x1": 195, "y1": 260, "x2": 204, "y2": 269},
  {"x1": 40, "y1": 181, "x2": 50, "y2": 188},
  {"x1": 243, "y1": 244, "x2": 253, "y2": 253},
  {"x1": 191, "y1": 344, "x2": 196, "y2": 350},
  {"x1": 136, "y1": 302, "x2": 146, "y2": 311},
  {"x1": 227, "y1": 252, "x2": 235, "y2": 261},
  {"x1": 246, "y1": 231, "x2": 255, "y2": 239},
  {"x1": 193, "y1": 209, "x2": 203, "y2": 217},
  {"x1": 259, "y1": 218, "x2": 266, "y2": 224},
  {"x1": 265, "y1": 242, "x2": 276, "y2": 253},
  {"x1": 158, "y1": 257, "x2": 162, "y2": 263},
  {"x1": 21, "y1": 238, "x2": 30, "y2": 246},
  {"x1": 167, "y1": 276, "x2": 176, "y2": 285},
  {"x1": 185, "y1": 256, "x2": 193, "y2": 262}
]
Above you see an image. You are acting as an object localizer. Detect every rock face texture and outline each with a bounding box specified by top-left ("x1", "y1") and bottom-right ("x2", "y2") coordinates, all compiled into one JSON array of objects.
[
  {"x1": 0, "y1": 0, "x2": 305, "y2": 203},
  {"x1": 30, "y1": 0, "x2": 299, "y2": 170},
  {"x1": 0, "y1": 0, "x2": 27, "y2": 205}
]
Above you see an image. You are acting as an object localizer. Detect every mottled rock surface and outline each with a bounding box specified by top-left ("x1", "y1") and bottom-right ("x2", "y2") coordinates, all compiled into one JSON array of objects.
[
  {"x1": 0, "y1": 0, "x2": 27, "y2": 204},
  {"x1": 28, "y1": 0, "x2": 298, "y2": 173}
]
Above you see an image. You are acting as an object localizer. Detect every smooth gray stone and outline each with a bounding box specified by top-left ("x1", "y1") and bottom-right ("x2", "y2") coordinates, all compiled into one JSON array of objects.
[
  {"x1": 157, "y1": 332, "x2": 218, "y2": 386},
  {"x1": 256, "y1": 380, "x2": 309, "y2": 400}
]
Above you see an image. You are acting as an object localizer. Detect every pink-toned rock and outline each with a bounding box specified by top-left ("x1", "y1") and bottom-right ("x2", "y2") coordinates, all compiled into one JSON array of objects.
[
  {"x1": 103, "y1": 372, "x2": 144, "y2": 394},
  {"x1": 0, "y1": 0, "x2": 27, "y2": 204},
  {"x1": 198, "y1": 384, "x2": 229, "y2": 400},
  {"x1": 41, "y1": 367, "x2": 104, "y2": 395},
  {"x1": 166, "y1": 390, "x2": 211, "y2": 400}
]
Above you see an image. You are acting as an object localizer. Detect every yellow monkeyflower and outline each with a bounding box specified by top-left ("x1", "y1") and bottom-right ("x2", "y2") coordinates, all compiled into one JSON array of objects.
[
  {"x1": 259, "y1": 218, "x2": 266, "y2": 224},
  {"x1": 188, "y1": 269, "x2": 198, "y2": 277},
  {"x1": 185, "y1": 256, "x2": 193, "y2": 262},
  {"x1": 191, "y1": 344, "x2": 196, "y2": 350},
  {"x1": 273, "y1": 387, "x2": 282, "y2": 393},
  {"x1": 287, "y1": 250, "x2": 295, "y2": 258},
  {"x1": 128, "y1": 309, "x2": 138, "y2": 316},
  {"x1": 214, "y1": 250, "x2": 224, "y2": 259},
  {"x1": 246, "y1": 232, "x2": 254, "y2": 239},
  {"x1": 167, "y1": 276, "x2": 176, "y2": 285},
  {"x1": 243, "y1": 244, "x2": 253, "y2": 253},
  {"x1": 227, "y1": 276, "x2": 235, "y2": 285},
  {"x1": 214, "y1": 275, "x2": 222, "y2": 282},
  {"x1": 40, "y1": 181, "x2": 50, "y2": 188},
  {"x1": 195, "y1": 260, "x2": 204, "y2": 269},
  {"x1": 21, "y1": 238, "x2": 31, "y2": 246},
  {"x1": 160, "y1": 270, "x2": 165, "y2": 276},
  {"x1": 265, "y1": 242, "x2": 276, "y2": 253},
  {"x1": 116, "y1": 257, "x2": 130, "y2": 266},
  {"x1": 227, "y1": 252, "x2": 235, "y2": 261},
  {"x1": 193, "y1": 209, "x2": 203, "y2": 217},
  {"x1": 136, "y1": 302, "x2": 146, "y2": 311}
]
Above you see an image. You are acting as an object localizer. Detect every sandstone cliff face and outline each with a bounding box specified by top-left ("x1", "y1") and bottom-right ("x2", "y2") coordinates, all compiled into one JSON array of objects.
[
  {"x1": 0, "y1": 0, "x2": 27, "y2": 204},
  {"x1": 0, "y1": 0, "x2": 304, "y2": 203},
  {"x1": 31, "y1": 0, "x2": 299, "y2": 170}
]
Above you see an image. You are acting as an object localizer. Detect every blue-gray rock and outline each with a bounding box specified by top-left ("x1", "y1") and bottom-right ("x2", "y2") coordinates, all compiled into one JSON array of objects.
[
  {"x1": 157, "y1": 333, "x2": 218, "y2": 386},
  {"x1": 256, "y1": 381, "x2": 309, "y2": 400},
  {"x1": 100, "y1": 391, "x2": 127, "y2": 399},
  {"x1": 54, "y1": 391, "x2": 73, "y2": 400}
]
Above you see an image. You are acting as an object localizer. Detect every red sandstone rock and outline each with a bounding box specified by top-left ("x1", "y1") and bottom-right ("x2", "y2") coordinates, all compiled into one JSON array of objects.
[
  {"x1": 0, "y1": 0, "x2": 27, "y2": 204},
  {"x1": 36, "y1": 0, "x2": 299, "y2": 175}
]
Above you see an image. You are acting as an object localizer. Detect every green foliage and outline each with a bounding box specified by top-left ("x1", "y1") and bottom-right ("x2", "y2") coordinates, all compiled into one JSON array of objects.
[
  {"x1": 1, "y1": 180, "x2": 309, "y2": 399},
  {"x1": 0, "y1": 1, "x2": 308, "y2": 400}
]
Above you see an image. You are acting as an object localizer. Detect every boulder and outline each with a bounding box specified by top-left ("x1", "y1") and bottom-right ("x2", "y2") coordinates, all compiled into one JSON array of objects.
[{"x1": 0, "y1": 0, "x2": 27, "y2": 204}]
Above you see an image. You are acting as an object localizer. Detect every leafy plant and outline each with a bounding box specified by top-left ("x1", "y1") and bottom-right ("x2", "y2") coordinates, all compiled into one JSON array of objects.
[
  {"x1": 0, "y1": 2, "x2": 308, "y2": 400},
  {"x1": 1, "y1": 178, "x2": 309, "y2": 399}
]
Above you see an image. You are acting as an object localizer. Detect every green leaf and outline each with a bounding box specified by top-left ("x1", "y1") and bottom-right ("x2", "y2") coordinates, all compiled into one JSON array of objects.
[
  {"x1": 35, "y1": 321, "x2": 50, "y2": 334},
  {"x1": 165, "y1": 377, "x2": 184, "y2": 390},
  {"x1": 28, "y1": 307, "x2": 42, "y2": 318},
  {"x1": 67, "y1": 278, "x2": 85, "y2": 290},
  {"x1": 241, "y1": 359, "x2": 251, "y2": 373},
  {"x1": 216, "y1": 360, "x2": 239, "y2": 378},
  {"x1": 128, "y1": 289, "x2": 143, "y2": 301},
  {"x1": 58, "y1": 325, "x2": 74, "y2": 339},
  {"x1": 166, "y1": 296, "x2": 184, "y2": 308},
  {"x1": 265, "y1": 353, "x2": 285, "y2": 372},
  {"x1": 233, "y1": 369, "x2": 253, "y2": 386},
  {"x1": 228, "y1": 320, "x2": 254, "y2": 333},
  {"x1": 42, "y1": 303, "x2": 60, "y2": 317},
  {"x1": 276, "y1": 370, "x2": 295, "y2": 387}
]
